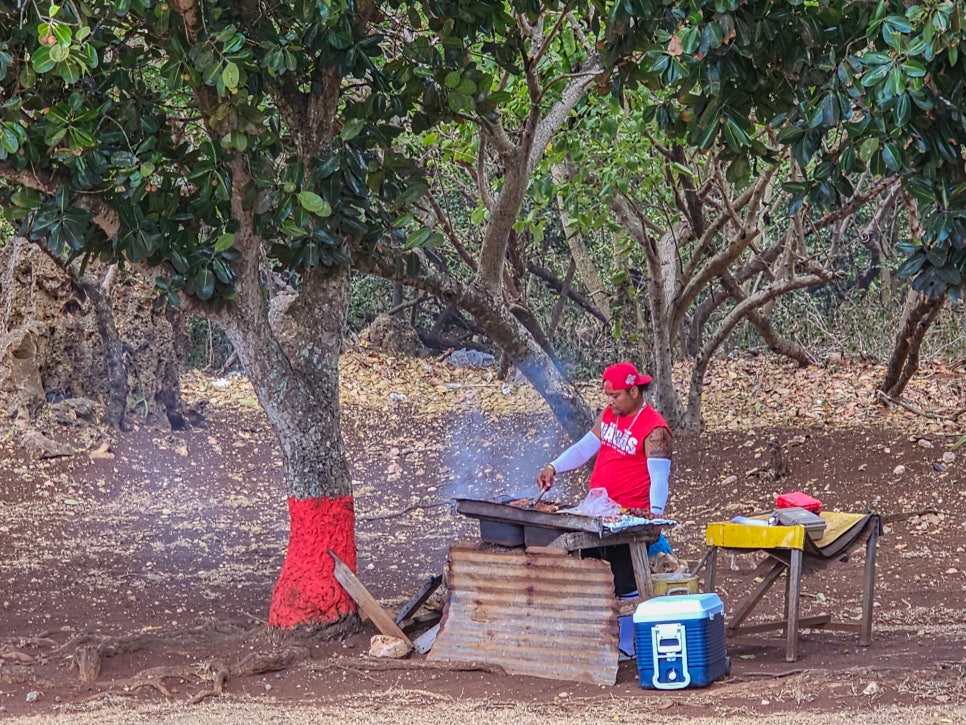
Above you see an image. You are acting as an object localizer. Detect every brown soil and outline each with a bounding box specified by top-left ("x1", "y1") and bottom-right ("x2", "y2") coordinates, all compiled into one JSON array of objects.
[{"x1": 0, "y1": 354, "x2": 964, "y2": 723}]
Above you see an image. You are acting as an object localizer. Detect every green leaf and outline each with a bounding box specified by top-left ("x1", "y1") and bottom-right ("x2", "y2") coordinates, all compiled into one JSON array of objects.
[
  {"x1": 49, "y1": 43, "x2": 69, "y2": 63},
  {"x1": 860, "y1": 62, "x2": 891, "y2": 87},
  {"x1": 58, "y1": 61, "x2": 81, "y2": 84},
  {"x1": 884, "y1": 14, "x2": 912, "y2": 33},
  {"x1": 111, "y1": 151, "x2": 138, "y2": 168},
  {"x1": 213, "y1": 232, "x2": 235, "y2": 252},
  {"x1": 443, "y1": 71, "x2": 461, "y2": 89},
  {"x1": 317, "y1": 155, "x2": 340, "y2": 177},
  {"x1": 896, "y1": 250, "x2": 926, "y2": 278},
  {"x1": 223, "y1": 32, "x2": 246, "y2": 54},
  {"x1": 52, "y1": 22, "x2": 72, "y2": 45},
  {"x1": 0, "y1": 125, "x2": 20, "y2": 153},
  {"x1": 298, "y1": 190, "x2": 332, "y2": 216},
  {"x1": 893, "y1": 93, "x2": 911, "y2": 127},
  {"x1": 221, "y1": 61, "x2": 240, "y2": 90},
  {"x1": 894, "y1": 240, "x2": 921, "y2": 256},
  {"x1": 926, "y1": 247, "x2": 948, "y2": 267},
  {"x1": 340, "y1": 117, "x2": 365, "y2": 141},
  {"x1": 31, "y1": 46, "x2": 56, "y2": 74},
  {"x1": 900, "y1": 59, "x2": 927, "y2": 78},
  {"x1": 170, "y1": 251, "x2": 189, "y2": 274},
  {"x1": 455, "y1": 77, "x2": 476, "y2": 95},
  {"x1": 194, "y1": 268, "x2": 216, "y2": 300},
  {"x1": 882, "y1": 141, "x2": 902, "y2": 172},
  {"x1": 403, "y1": 227, "x2": 442, "y2": 250}
]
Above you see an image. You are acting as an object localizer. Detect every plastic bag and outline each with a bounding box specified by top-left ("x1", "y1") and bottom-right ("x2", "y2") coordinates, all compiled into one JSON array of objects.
[
  {"x1": 446, "y1": 348, "x2": 495, "y2": 368},
  {"x1": 570, "y1": 487, "x2": 623, "y2": 517}
]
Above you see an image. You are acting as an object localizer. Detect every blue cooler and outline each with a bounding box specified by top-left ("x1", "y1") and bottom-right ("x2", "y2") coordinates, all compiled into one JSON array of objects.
[{"x1": 633, "y1": 593, "x2": 729, "y2": 689}]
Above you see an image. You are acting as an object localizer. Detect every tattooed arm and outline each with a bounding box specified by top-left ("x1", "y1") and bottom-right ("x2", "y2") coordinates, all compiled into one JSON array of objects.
[{"x1": 644, "y1": 426, "x2": 672, "y2": 515}]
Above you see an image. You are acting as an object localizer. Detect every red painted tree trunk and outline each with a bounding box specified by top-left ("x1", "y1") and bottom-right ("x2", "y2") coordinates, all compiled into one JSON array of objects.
[
  {"x1": 215, "y1": 263, "x2": 357, "y2": 630},
  {"x1": 268, "y1": 495, "x2": 356, "y2": 627}
]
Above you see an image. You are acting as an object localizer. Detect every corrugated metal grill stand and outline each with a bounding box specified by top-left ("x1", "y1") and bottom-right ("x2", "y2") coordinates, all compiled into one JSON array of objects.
[{"x1": 426, "y1": 497, "x2": 673, "y2": 685}]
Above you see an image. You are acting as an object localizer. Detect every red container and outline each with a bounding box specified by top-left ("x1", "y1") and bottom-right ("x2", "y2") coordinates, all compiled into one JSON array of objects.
[{"x1": 776, "y1": 491, "x2": 822, "y2": 513}]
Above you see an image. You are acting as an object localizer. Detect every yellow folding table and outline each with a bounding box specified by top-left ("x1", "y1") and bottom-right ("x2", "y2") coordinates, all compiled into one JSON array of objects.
[{"x1": 704, "y1": 512, "x2": 881, "y2": 662}]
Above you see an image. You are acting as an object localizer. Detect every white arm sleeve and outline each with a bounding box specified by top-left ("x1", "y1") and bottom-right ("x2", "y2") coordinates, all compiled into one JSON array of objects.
[
  {"x1": 647, "y1": 457, "x2": 671, "y2": 515},
  {"x1": 550, "y1": 431, "x2": 601, "y2": 473}
]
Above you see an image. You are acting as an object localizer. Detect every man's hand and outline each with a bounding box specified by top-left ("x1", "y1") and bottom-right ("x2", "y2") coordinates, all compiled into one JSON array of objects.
[{"x1": 537, "y1": 464, "x2": 555, "y2": 491}]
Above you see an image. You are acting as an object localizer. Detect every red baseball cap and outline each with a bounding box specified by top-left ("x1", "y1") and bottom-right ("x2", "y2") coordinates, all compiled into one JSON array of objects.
[{"x1": 602, "y1": 362, "x2": 652, "y2": 391}]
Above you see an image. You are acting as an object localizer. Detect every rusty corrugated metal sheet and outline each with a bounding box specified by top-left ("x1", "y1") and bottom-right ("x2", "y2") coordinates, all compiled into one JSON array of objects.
[{"x1": 427, "y1": 543, "x2": 620, "y2": 686}]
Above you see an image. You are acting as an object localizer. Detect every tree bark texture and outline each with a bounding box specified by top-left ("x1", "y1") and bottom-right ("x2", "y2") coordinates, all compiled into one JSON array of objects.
[
  {"x1": 879, "y1": 289, "x2": 946, "y2": 398},
  {"x1": 73, "y1": 272, "x2": 128, "y2": 428},
  {"x1": 211, "y1": 160, "x2": 356, "y2": 628},
  {"x1": 214, "y1": 268, "x2": 356, "y2": 627}
]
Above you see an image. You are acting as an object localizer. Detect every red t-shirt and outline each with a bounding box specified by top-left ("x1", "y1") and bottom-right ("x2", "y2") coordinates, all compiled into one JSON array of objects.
[{"x1": 589, "y1": 403, "x2": 670, "y2": 508}]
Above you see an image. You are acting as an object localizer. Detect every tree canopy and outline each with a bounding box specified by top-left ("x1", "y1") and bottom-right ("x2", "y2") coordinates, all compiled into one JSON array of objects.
[{"x1": 602, "y1": 0, "x2": 965, "y2": 299}]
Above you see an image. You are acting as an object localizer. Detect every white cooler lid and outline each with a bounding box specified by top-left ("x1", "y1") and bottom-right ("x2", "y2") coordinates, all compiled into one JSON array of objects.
[{"x1": 633, "y1": 592, "x2": 724, "y2": 621}]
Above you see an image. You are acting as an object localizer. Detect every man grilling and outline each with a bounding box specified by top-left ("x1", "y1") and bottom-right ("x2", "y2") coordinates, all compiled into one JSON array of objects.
[{"x1": 536, "y1": 361, "x2": 673, "y2": 596}]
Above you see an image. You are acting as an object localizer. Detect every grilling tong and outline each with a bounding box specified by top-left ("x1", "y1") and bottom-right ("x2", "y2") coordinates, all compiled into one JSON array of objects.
[{"x1": 528, "y1": 485, "x2": 549, "y2": 510}]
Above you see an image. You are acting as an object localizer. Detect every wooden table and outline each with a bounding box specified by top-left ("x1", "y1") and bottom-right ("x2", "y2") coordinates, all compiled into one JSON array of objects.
[{"x1": 703, "y1": 513, "x2": 880, "y2": 662}]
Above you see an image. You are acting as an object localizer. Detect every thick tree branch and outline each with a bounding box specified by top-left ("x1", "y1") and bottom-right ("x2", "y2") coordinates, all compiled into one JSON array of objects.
[
  {"x1": 530, "y1": 54, "x2": 603, "y2": 175},
  {"x1": 675, "y1": 168, "x2": 777, "y2": 320},
  {"x1": 698, "y1": 271, "x2": 833, "y2": 367},
  {"x1": 0, "y1": 162, "x2": 121, "y2": 239},
  {"x1": 719, "y1": 273, "x2": 817, "y2": 365}
]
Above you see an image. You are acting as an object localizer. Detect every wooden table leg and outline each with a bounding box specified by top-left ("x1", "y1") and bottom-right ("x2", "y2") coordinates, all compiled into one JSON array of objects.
[
  {"x1": 730, "y1": 559, "x2": 784, "y2": 631},
  {"x1": 860, "y1": 526, "x2": 878, "y2": 646},
  {"x1": 629, "y1": 540, "x2": 654, "y2": 599},
  {"x1": 785, "y1": 548, "x2": 802, "y2": 662},
  {"x1": 706, "y1": 547, "x2": 718, "y2": 591}
]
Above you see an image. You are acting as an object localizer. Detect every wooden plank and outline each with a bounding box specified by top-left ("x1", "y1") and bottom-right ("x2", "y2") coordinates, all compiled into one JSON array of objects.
[
  {"x1": 727, "y1": 561, "x2": 784, "y2": 630},
  {"x1": 394, "y1": 574, "x2": 443, "y2": 625},
  {"x1": 629, "y1": 540, "x2": 654, "y2": 599},
  {"x1": 707, "y1": 547, "x2": 718, "y2": 590},
  {"x1": 732, "y1": 615, "x2": 831, "y2": 636},
  {"x1": 399, "y1": 612, "x2": 442, "y2": 631},
  {"x1": 329, "y1": 550, "x2": 412, "y2": 646},
  {"x1": 860, "y1": 526, "x2": 878, "y2": 646},
  {"x1": 785, "y1": 548, "x2": 803, "y2": 662},
  {"x1": 550, "y1": 527, "x2": 660, "y2": 552}
]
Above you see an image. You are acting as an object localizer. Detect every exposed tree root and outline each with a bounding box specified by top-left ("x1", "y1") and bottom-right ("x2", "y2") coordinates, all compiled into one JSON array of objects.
[
  {"x1": 119, "y1": 664, "x2": 205, "y2": 697},
  {"x1": 0, "y1": 669, "x2": 54, "y2": 687},
  {"x1": 234, "y1": 645, "x2": 312, "y2": 677},
  {"x1": 48, "y1": 619, "x2": 257, "y2": 685},
  {"x1": 0, "y1": 646, "x2": 38, "y2": 665},
  {"x1": 309, "y1": 657, "x2": 507, "y2": 676},
  {"x1": 733, "y1": 668, "x2": 804, "y2": 680},
  {"x1": 2, "y1": 635, "x2": 59, "y2": 648}
]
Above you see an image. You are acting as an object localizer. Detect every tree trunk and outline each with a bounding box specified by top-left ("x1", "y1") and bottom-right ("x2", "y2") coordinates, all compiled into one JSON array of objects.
[
  {"x1": 72, "y1": 271, "x2": 128, "y2": 429},
  {"x1": 215, "y1": 259, "x2": 356, "y2": 628},
  {"x1": 879, "y1": 289, "x2": 946, "y2": 397}
]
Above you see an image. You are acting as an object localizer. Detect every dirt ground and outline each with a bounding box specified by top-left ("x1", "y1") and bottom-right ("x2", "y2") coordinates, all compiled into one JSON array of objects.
[{"x1": 0, "y1": 353, "x2": 964, "y2": 723}]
